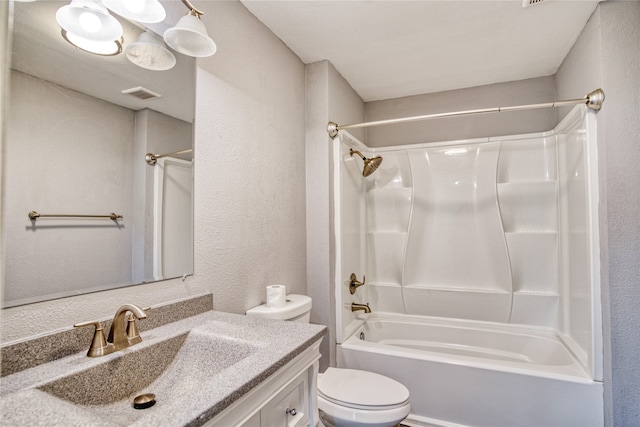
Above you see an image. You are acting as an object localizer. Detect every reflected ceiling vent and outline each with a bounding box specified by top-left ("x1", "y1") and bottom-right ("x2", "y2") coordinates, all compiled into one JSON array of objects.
[
  {"x1": 121, "y1": 86, "x2": 162, "y2": 100},
  {"x1": 522, "y1": 0, "x2": 547, "y2": 7}
]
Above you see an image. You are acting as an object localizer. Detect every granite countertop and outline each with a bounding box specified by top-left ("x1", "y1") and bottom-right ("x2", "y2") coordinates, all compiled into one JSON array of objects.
[{"x1": 0, "y1": 310, "x2": 326, "y2": 426}]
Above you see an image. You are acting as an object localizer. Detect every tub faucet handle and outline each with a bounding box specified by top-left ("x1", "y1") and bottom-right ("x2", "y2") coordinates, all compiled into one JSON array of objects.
[{"x1": 349, "y1": 273, "x2": 366, "y2": 295}]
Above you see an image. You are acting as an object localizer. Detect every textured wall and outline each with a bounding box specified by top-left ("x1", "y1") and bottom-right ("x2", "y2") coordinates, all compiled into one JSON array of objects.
[
  {"x1": 306, "y1": 60, "x2": 365, "y2": 371},
  {"x1": 597, "y1": 2, "x2": 640, "y2": 424},
  {"x1": 192, "y1": 0, "x2": 307, "y2": 314}
]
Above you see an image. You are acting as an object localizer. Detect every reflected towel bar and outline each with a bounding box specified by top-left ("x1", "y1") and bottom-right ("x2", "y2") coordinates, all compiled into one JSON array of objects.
[
  {"x1": 145, "y1": 148, "x2": 193, "y2": 165},
  {"x1": 28, "y1": 211, "x2": 123, "y2": 220},
  {"x1": 327, "y1": 88, "x2": 605, "y2": 137}
]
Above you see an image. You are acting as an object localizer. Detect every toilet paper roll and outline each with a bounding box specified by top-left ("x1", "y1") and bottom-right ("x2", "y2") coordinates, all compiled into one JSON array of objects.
[{"x1": 266, "y1": 285, "x2": 286, "y2": 308}]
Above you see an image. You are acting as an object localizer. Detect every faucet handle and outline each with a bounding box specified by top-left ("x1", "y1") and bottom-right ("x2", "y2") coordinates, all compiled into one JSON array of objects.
[
  {"x1": 125, "y1": 307, "x2": 150, "y2": 344},
  {"x1": 74, "y1": 320, "x2": 113, "y2": 357},
  {"x1": 349, "y1": 273, "x2": 366, "y2": 295}
]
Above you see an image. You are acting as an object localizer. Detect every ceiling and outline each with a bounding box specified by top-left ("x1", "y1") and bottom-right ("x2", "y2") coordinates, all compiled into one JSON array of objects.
[{"x1": 241, "y1": 0, "x2": 601, "y2": 102}]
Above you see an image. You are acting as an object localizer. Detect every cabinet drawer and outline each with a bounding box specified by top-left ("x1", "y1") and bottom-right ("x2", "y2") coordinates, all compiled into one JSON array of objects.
[{"x1": 261, "y1": 371, "x2": 309, "y2": 427}]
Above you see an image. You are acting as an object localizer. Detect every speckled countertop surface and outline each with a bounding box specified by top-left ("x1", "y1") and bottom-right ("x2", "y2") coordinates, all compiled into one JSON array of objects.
[{"x1": 0, "y1": 310, "x2": 326, "y2": 426}]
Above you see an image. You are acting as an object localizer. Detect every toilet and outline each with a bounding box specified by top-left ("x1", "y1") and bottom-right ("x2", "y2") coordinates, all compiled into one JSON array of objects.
[{"x1": 247, "y1": 294, "x2": 411, "y2": 427}]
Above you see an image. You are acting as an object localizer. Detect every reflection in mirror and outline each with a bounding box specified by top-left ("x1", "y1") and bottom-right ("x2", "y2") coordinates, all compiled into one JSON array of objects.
[{"x1": 2, "y1": 1, "x2": 195, "y2": 307}]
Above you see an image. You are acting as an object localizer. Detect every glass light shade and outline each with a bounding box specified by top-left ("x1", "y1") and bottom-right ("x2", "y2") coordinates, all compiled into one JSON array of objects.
[
  {"x1": 62, "y1": 30, "x2": 123, "y2": 56},
  {"x1": 125, "y1": 31, "x2": 176, "y2": 71},
  {"x1": 56, "y1": 0, "x2": 123, "y2": 42},
  {"x1": 164, "y1": 14, "x2": 216, "y2": 58},
  {"x1": 102, "y1": 0, "x2": 166, "y2": 24}
]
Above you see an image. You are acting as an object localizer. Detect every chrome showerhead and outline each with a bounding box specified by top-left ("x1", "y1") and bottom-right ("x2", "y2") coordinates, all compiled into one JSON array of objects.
[{"x1": 350, "y1": 149, "x2": 383, "y2": 177}]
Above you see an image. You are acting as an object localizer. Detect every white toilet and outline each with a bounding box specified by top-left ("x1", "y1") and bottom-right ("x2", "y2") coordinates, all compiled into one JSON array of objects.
[{"x1": 247, "y1": 294, "x2": 411, "y2": 427}]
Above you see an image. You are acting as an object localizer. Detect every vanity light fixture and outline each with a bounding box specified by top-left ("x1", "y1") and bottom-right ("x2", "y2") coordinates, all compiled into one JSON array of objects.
[
  {"x1": 163, "y1": 0, "x2": 216, "y2": 58},
  {"x1": 102, "y1": 0, "x2": 166, "y2": 24},
  {"x1": 56, "y1": 0, "x2": 123, "y2": 42},
  {"x1": 62, "y1": 30, "x2": 123, "y2": 56},
  {"x1": 125, "y1": 31, "x2": 176, "y2": 70}
]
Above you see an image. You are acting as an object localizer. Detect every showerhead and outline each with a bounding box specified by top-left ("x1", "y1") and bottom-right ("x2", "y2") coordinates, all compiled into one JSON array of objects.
[{"x1": 350, "y1": 149, "x2": 383, "y2": 177}]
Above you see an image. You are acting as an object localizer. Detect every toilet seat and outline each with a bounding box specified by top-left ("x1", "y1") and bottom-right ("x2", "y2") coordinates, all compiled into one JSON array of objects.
[{"x1": 318, "y1": 368, "x2": 410, "y2": 410}]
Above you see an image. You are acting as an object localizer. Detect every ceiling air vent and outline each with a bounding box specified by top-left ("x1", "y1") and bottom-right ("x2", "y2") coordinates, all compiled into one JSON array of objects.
[
  {"x1": 522, "y1": 0, "x2": 547, "y2": 7},
  {"x1": 121, "y1": 86, "x2": 162, "y2": 100}
]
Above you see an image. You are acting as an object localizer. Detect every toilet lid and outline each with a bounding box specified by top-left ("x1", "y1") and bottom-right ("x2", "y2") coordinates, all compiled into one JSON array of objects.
[{"x1": 318, "y1": 368, "x2": 410, "y2": 410}]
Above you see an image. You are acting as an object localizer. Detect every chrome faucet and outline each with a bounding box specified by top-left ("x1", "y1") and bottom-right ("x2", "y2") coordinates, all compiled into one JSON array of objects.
[
  {"x1": 75, "y1": 304, "x2": 147, "y2": 357},
  {"x1": 351, "y1": 302, "x2": 371, "y2": 313}
]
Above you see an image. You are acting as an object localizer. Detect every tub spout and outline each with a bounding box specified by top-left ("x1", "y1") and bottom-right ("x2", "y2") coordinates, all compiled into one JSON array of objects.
[{"x1": 351, "y1": 302, "x2": 371, "y2": 314}]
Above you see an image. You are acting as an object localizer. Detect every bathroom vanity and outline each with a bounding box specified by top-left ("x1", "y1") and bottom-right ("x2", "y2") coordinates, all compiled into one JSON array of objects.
[{"x1": 0, "y1": 296, "x2": 326, "y2": 427}]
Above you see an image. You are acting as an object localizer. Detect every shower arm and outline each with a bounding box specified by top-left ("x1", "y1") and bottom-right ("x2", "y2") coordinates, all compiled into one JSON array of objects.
[{"x1": 327, "y1": 88, "x2": 605, "y2": 137}]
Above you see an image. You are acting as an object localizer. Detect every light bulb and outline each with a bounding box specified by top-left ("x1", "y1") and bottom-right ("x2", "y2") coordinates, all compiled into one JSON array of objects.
[
  {"x1": 79, "y1": 11, "x2": 102, "y2": 33},
  {"x1": 62, "y1": 30, "x2": 122, "y2": 56}
]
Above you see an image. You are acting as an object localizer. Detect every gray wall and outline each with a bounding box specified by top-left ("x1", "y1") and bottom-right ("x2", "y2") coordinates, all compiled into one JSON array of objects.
[
  {"x1": 365, "y1": 76, "x2": 557, "y2": 147},
  {"x1": 306, "y1": 60, "x2": 365, "y2": 371},
  {"x1": 3, "y1": 70, "x2": 135, "y2": 306},
  {"x1": 131, "y1": 109, "x2": 192, "y2": 284},
  {"x1": 557, "y1": 2, "x2": 640, "y2": 425}
]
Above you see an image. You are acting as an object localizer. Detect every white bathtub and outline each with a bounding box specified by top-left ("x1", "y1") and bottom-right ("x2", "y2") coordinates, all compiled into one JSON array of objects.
[{"x1": 337, "y1": 313, "x2": 603, "y2": 427}]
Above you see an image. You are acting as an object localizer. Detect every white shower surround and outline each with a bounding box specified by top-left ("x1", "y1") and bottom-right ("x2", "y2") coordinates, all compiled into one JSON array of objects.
[{"x1": 333, "y1": 105, "x2": 603, "y2": 425}]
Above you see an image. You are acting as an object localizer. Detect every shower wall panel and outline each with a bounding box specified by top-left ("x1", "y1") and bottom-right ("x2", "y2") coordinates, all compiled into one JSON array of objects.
[
  {"x1": 335, "y1": 133, "x2": 370, "y2": 342},
  {"x1": 365, "y1": 150, "x2": 412, "y2": 313},
  {"x1": 556, "y1": 108, "x2": 600, "y2": 378},
  {"x1": 337, "y1": 106, "x2": 600, "y2": 374},
  {"x1": 401, "y1": 143, "x2": 512, "y2": 322},
  {"x1": 362, "y1": 128, "x2": 576, "y2": 329},
  {"x1": 496, "y1": 135, "x2": 561, "y2": 328}
]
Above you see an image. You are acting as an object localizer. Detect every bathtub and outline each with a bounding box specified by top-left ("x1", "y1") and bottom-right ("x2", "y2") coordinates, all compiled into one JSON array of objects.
[{"x1": 336, "y1": 313, "x2": 603, "y2": 427}]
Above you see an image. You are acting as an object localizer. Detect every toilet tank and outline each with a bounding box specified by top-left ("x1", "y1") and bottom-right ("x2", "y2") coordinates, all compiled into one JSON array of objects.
[{"x1": 246, "y1": 294, "x2": 312, "y2": 323}]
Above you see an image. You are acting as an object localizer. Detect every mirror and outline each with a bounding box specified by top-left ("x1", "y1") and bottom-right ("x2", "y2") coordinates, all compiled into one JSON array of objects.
[{"x1": 2, "y1": 1, "x2": 195, "y2": 307}]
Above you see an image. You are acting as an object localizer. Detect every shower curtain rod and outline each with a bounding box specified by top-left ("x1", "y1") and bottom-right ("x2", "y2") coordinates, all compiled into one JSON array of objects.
[
  {"x1": 327, "y1": 88, "x2": 605, "y2": 137},
  {"x1": 145, "y1": 148, "x2": 193, "y2": 165}
]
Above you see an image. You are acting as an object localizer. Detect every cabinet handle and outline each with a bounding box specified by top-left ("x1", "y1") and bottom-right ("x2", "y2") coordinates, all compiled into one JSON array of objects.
[{"x1": 286, "y1": 408, "x2": 297, "y2": 416}]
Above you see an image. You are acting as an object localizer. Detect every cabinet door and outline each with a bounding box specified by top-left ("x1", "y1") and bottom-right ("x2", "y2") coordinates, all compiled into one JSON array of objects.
[
  {"x1": 261, "y1": 371, "x2": 309, "y2": 427},
  {"x1": 240, "y1": 412, "x2": 261, "y2": 427}
]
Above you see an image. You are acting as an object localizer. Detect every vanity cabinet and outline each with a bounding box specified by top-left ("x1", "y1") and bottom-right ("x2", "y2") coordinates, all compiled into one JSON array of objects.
[{"x1": 205, "y1": 340, "x2": 321, "y2": 427}]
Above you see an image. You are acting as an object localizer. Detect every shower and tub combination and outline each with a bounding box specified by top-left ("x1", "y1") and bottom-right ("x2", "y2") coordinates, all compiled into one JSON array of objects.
[{"x1": 330, "y1": 92, "x2": 605, "y2": 426}]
